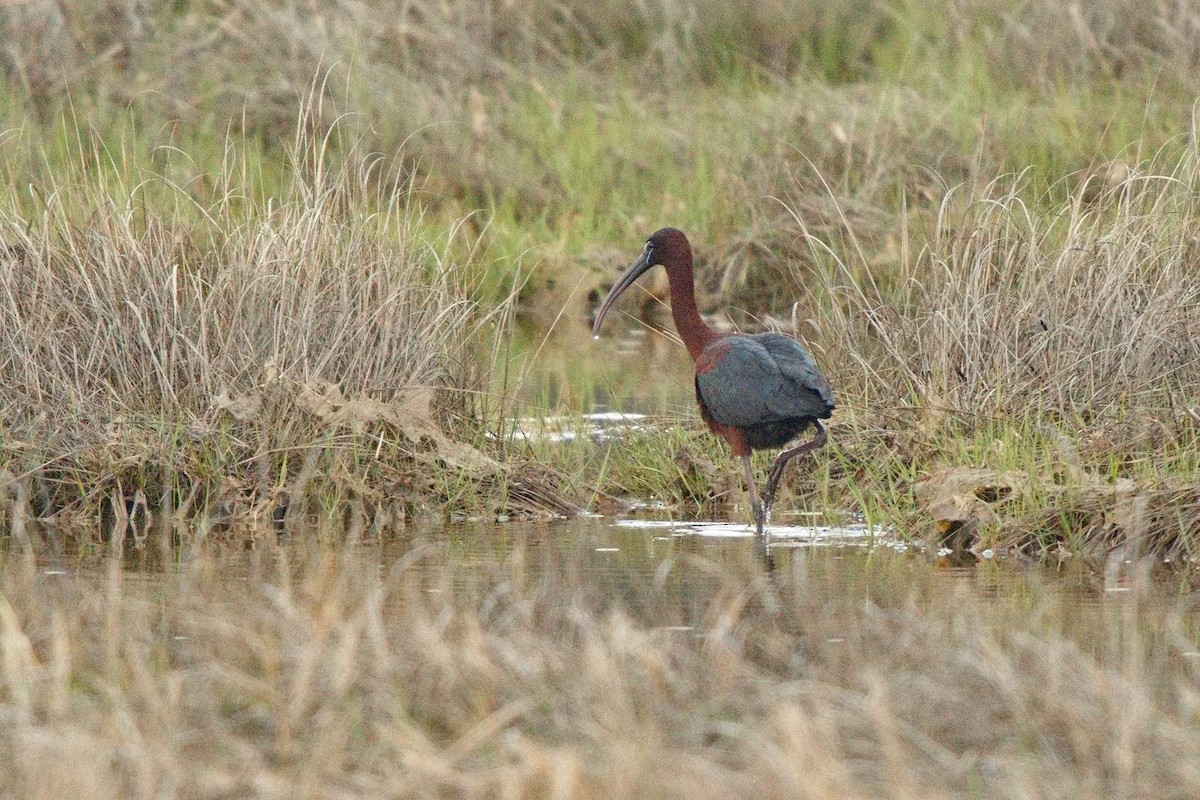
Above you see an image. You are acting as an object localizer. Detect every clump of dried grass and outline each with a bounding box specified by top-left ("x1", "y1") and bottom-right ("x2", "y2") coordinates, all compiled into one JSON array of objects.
[
  {"x1": 791, "y1": 144, "x2": 1200, "y2": 554},
  {"x1": 0, "y1": 538, "x2": 1197, "y2": 798},
  {"x1": 0, "y1": 113, "x2": 527, "y2": 524},
  {"x1": 811, "y1": 145, "x2": 1200, "y2": 421}
]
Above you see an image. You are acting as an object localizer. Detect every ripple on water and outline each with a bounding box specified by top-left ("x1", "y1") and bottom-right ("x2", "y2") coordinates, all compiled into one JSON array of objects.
[
  {"x1": 505, "y1": 412, "x2": 651, "y2": 444},
  {"x1": 612, "y1": 518, "x2": 888, "y2": 547}
]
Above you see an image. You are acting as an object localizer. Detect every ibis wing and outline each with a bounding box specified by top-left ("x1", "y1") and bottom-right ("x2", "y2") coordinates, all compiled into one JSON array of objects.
[
  {"x1": 695, "y1": 337, "x2": 777, "y2": 427},
  {"x1": 696, "y1": 335, "x2": 833, "y2": 428},
  {"x1": 755, "y1": 333, "x2": 835, "y2": 415}
]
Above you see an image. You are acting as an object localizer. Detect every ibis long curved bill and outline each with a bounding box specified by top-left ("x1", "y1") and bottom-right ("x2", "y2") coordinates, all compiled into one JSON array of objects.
[{"x1": 591, "y1": 243, "x2": 654, "y2": 337}]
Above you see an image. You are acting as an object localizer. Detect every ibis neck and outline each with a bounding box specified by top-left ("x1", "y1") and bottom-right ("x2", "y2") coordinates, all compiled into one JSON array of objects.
[{"x1": 667, "y1": 266, "x2": 719, "y2": 362}]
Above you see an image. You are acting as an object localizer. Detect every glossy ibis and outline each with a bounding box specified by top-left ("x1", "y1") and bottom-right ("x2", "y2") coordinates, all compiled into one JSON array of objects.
[{"x1": 592, "y1": 228, "x2": 834, "y2": 537}]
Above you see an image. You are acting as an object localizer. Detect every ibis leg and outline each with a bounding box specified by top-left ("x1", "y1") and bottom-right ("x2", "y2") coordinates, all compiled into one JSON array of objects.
[
  {"x1": 742, "y1": 456, "x2": 766, "y2": 537},
  {"x1": 764, "y1": 421, "x2": 829, "y2": 508}
]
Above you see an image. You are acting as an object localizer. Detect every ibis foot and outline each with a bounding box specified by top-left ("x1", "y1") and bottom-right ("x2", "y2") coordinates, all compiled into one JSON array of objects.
[{"x1": 751, "y1": 494, "x2": 767, "y2": 538}]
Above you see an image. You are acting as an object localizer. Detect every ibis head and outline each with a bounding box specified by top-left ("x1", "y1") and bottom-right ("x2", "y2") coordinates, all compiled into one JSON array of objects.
[{"x1": 592, "y1": 227, "x2": 693, "y2": 339}]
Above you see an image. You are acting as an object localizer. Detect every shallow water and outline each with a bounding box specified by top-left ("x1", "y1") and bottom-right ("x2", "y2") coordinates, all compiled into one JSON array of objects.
[
  {"x1": 508, "y1": 311, "x2": 695, "y2": 415},
  {"x1": 26, "y1": 512, "x2": 1197, "y2": 658}
]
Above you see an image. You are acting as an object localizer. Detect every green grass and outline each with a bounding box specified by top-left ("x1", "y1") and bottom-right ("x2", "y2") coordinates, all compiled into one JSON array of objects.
[{"x1": 9, "y1": 1, "x2": 1196, "y2": 313}]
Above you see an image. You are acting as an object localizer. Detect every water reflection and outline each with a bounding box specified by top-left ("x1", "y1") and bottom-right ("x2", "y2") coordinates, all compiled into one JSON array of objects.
[
  {"x1": 613, "y1": 518, "x2": 882, "y2": 544},
  {"x1": 507, "y1": 312, "x2": 694, "y2": 415},
  {"x1": 19, "y1": 517, "x2": 1198, "y2": 652}
]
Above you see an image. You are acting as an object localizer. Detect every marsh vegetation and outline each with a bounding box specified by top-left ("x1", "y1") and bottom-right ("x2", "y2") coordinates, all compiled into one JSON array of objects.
[
  {"x1": 4, "y1": 0, "x2": 1200, "y2": 554},
  {"x1": 2, "y1": 0, "x2": 1200, "y2": 794}
]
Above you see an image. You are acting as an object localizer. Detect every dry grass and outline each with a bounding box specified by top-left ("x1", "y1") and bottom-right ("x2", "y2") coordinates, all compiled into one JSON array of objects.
[
  {"x1": 773, "y1": 144, "x2": 1200, "y2": 555},
  {"x1": 811, "y1": 152, "x2": 1200, "y2": 418},
  {"x1": 0, "y1": 112, "x2": 540, "y2": 526},
  {"x1": 5, "y1": 0, "x2": 1199, "y2": 95},
  {"x1": 0, "y1": 535, "x2": 1198, "y2": 798}
]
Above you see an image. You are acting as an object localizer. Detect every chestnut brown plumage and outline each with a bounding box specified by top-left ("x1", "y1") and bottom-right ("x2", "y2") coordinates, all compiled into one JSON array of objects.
[{"x1": 593, "y1": 228, "x2": 834, "y2": 536}]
